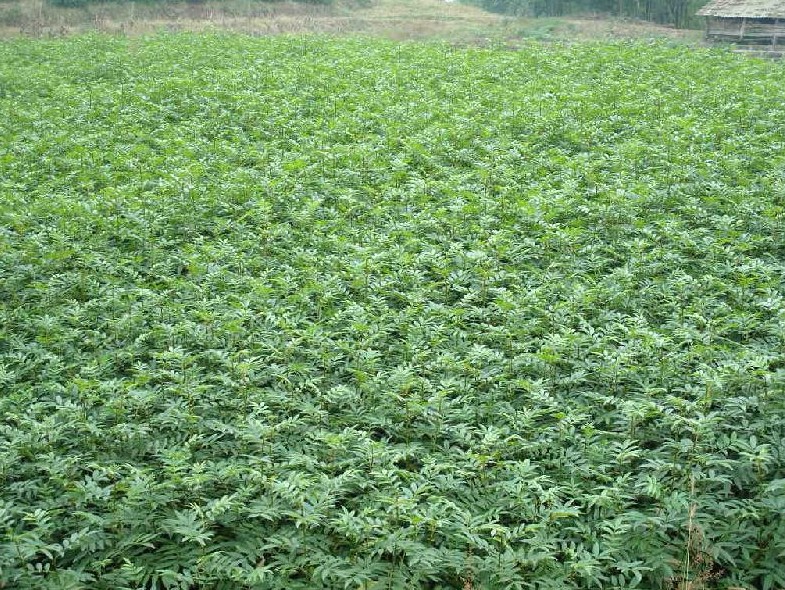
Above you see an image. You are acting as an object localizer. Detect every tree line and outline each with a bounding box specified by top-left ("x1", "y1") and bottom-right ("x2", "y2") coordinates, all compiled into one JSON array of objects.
[{"x1": 477, "y1": 0, "x2": 708, "y2": 28}]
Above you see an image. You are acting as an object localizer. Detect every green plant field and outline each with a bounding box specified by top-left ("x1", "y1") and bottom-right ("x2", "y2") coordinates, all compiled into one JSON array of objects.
[{"x1": 1, "y1": 35, "x2": 784, "y2": 589}]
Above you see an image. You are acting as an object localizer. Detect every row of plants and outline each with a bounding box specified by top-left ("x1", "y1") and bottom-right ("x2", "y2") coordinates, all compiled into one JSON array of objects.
[{"x1": 1, "y1": 34, "x2": 784, "y2": 588}]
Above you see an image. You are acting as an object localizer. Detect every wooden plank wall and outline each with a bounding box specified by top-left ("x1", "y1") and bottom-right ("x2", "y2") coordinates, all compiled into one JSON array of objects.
[{"x1": 707, "y1": 17, "x2": 785, "y2": 44}]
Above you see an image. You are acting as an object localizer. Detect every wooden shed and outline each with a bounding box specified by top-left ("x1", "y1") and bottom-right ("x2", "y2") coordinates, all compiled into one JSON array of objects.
[{"x1": 697, "y1": 0, "x2": 785, "y2": 45}]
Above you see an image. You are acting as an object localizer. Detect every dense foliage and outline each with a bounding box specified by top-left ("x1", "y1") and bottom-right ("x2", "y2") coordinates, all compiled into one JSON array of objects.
[
  {"x1": 473, "y1": 0, "x2": 705, "y2": 28},
  {"x1": 1, "y1": 34, "x2": 784, "y2": 589}
]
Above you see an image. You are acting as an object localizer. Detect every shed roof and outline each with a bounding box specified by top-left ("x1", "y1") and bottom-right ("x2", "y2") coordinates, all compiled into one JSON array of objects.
[{"x1": 697, "y1": 0, "x2": 785, "y2": 18}]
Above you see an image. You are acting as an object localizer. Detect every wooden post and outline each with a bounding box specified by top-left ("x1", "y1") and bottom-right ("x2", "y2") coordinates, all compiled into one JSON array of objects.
[{"x1": 740, "y1": 17, "x2": 746, "y2": 41}]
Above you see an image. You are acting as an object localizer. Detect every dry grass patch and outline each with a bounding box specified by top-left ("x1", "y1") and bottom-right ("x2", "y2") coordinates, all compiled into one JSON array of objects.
[{"x1": 0, "y1": 0, "x2": 702, "y2": 42}]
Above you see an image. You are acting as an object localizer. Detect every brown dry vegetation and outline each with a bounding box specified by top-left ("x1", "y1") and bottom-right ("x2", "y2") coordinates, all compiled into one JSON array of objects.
[{"x1": 0, "y1": 0, "x2": 703, "y2": 42}]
